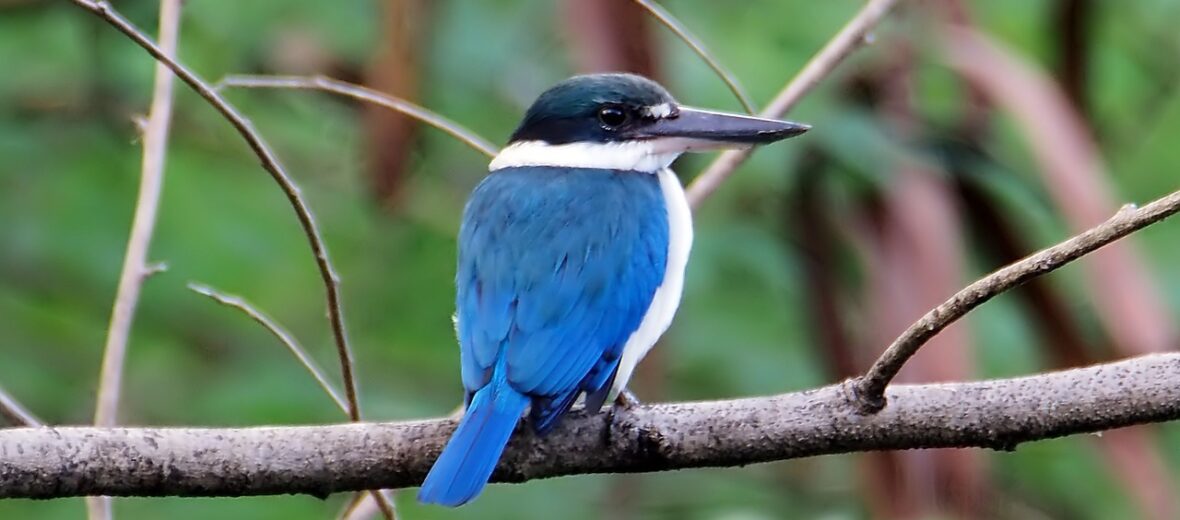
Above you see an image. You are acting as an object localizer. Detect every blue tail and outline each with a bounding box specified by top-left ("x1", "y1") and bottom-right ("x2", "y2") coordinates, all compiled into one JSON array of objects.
[{"x1": 418, "y1": 380, "x2": 529, "y2": 506}]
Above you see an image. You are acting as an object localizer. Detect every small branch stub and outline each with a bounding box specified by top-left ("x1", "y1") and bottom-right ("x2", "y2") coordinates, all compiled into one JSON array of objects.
[{"x1": 850, "y1": 377, "x2": 887, "y2": 414}]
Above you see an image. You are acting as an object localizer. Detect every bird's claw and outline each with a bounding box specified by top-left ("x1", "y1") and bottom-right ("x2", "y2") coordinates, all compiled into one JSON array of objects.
[{"x1": 613, "y1": 389, "x2": 640, "y2": 410}]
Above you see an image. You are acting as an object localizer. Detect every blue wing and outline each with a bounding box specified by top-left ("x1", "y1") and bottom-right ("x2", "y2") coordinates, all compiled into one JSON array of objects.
[{"x1": 455, "y1": 166, "x2": 667, "y2": 431}]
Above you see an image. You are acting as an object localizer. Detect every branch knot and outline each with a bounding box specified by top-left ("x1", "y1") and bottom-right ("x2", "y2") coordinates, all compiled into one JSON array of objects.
[{"x1": 848, "y1": 377, "x2": 887, "y2": 415}]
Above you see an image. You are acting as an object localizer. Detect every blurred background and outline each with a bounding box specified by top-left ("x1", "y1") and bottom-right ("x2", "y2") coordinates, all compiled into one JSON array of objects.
[{"x1": 3, "y1": 0, "x2": 1180, "y2": 518}]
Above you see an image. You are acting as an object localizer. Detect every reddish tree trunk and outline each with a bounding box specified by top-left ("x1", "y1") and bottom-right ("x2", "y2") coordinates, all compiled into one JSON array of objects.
[{"x1": 364, "y1": 0, "x2": 431, "y2": 210}]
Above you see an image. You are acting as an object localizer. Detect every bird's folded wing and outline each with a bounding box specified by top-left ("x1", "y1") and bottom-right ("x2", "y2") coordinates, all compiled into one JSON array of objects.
[{"x1": 456, "y1": 167, "x2": 668, "y2": 404}]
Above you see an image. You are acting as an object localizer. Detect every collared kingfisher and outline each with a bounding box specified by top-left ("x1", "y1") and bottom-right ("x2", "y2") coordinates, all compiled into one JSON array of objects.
[{"x1": 418, "y1": 73, "x2": 809, "y2": 506}]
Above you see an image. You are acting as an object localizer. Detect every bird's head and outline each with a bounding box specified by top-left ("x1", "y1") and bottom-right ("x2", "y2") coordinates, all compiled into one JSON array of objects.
[{"x1": 489, "y1": 73, "x2": 809, "y2": 172}]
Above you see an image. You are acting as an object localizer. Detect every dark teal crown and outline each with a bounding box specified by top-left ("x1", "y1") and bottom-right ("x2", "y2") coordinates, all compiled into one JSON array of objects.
[{"x1": 508, "y1": 73, "x2": 677, "y2": 145}]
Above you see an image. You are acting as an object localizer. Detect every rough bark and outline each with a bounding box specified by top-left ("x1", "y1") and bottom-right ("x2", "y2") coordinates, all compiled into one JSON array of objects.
[{"x1": 2, "y1": 354, "x2": 1178, "y2": 499}]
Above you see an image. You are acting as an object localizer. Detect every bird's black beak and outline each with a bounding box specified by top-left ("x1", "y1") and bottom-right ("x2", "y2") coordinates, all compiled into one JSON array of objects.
[{"x1": 633, "y1": 106, "x2": 810, "y2": 151}]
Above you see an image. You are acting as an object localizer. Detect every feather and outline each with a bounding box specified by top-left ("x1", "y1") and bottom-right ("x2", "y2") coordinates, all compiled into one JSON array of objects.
[
  {"x1": 418, "y1": 368, "x2": 529, "y2": 507},
  {"x1": 427, "y1": 166, "x2": 670, "y2": 505}
]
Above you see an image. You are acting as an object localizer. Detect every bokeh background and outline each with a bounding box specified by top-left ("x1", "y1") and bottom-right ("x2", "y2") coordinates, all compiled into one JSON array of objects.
[{"x1": 3, "y1": 0, "x2": 1180, "y2": 518}]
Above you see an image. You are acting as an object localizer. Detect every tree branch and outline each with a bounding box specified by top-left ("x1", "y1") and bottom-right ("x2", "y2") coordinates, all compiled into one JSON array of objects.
[
  {"x1": 853, "y1": 189, "x2": 1180, "y2": 412},
  {"x1": 2, "y1": 353, "x2": 1178, "y2": 498},
  {"x1": 68, "y1": 0, "x2": 365, "y2": 423},
  {"x1": 187, "y1": 283, "x2": 350, "y2": 414},
  {"x1": 632, "y1": 0, "x2": 756, "y2": 113},
  {"x1": 686, "y1": 0, "x2": 900, "y2": 208},
  {"x1": 215, "y1": 74, "x2": 498, "y2": 159},
  {"x1": 93, "y1": 0, "x2": 180, "y2": 429}
]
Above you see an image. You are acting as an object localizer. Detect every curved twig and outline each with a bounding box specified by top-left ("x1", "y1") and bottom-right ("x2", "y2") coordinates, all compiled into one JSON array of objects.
[
  {"x1": 1, "y1": 353, "x2": 1178, "y2": 498},
  {"x1": 68, "y1": 0, "x2": 363, "y2": 423},
  {"x1": 853, "y1": 195, "x2": 1180, "y2": 412},
  {"x1": 187, "y1": 283, "x2": 349, "y2": 413},
  {"x1": 686, "y1": 0, "x2": 901, "y2": 208},
  {"x1": 633, "y1": 0, "x2": 756, "y2": 114},
  {"x1": 187, "y1": 283, "x2": 397, "y2": 519},
  {"x1": 216, "y1": 74, "x2": 499, "y2": 158}
]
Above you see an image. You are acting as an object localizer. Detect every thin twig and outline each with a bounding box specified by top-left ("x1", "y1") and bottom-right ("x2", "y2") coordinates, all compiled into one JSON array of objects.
[
  {"x1": 685, "y1": 0, "x2": 901, "y2": 208},
  {"x1": 3, "y1": 352, "x2": 1180, "y2": 498},
  {"x1": 338, "y1": 490, "x2": 398, "y2": 520},
  {"x1": 853, "y1": 197, "x2": 1180, "y2": 412},
  {"x1": 89, "y1": 0, "x2": 180, "y2": 517},
  {"x1": 68, "y1": 0, "x2": 364, "y2": 423},
  {"x1": 93, "y1": 0, "x2": 180, "y2": 428},
  {"x1": 188, "y1": 283, "x2": 350, "y2": 413},
  {"x1": 0, "y1": 384, "x2": 41, "y2": 427},
  {"x1": 371, "y1": 490, "x2": 397, "y2": 520},
  {"x1": 337, "y1": 492, "x2": 367, "y2": 520},
  {"x1": 187, "y1": 283, "x2": 396, "y2": 519},
  {"x1": 632, "y1": 0, "x2": 756, "y2": 113},
  {"x1": 942, "y1": 25, "x2": 1176, "y2": 356},
  {"x1": 216, "y1": 74, "x2": 498, "y2": 158}
]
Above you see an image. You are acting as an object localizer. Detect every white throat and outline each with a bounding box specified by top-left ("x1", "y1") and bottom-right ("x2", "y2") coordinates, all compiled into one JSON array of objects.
[{"x1": 489, "y1": 140, "x2": 682, "y2": 173}]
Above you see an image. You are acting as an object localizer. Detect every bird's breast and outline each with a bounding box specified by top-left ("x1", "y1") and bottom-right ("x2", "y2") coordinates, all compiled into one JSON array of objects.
[{"x1": 609, "y1": 167, "x2": 693, "y2": 398}]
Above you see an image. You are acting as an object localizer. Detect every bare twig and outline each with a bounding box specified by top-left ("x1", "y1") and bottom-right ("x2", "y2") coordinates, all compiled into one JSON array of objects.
[
  {"x1": 186, "y1": 283, "x2": 397, "y2": 519},
  {"x1": 187, "y1": 283, "x2": 397, "y2": 518},
  {"x1": 185, "y1": 285, "x2": 396, "y2": 516},
  {"x1": 337, "y1": 492, "x2": 368, "y2": 520},
  {"x1": 371, "y1": 491, "x2": 397, "y2": 520},
  {"x1": 68, "y1": 0, "x2": 363, "y2": 423},
  {"x1": 90, "y1": 0, "x2": 180, "y2": 517},
  {"x1": 187, "y1": 283, "x2": 350, "y2": 413},
  {"x1": 853, "y1": 196, "x2": 1180, "y2": 412},
  {"x1": 0, "y1": 384, "x2": 41, "y2": 427},
  {"x1": 93, "y1": 0, "x2": 179, "y2": 429},
  {"x1": 216, "y1": 74, "x2": 498, "y2": 158},
  {"x1": 632, "y1": 0, "x2": 756, "y2": 113},
  {"x1": 942, "y1": 25, "x2": 1176, "y2": 356},
  {"x1": 685, "y1": 0, "x2": 901, "y2": 208},
  {"x1": 1, "y1": 353, "x2": 1178, "y2": 498},
  {"x1": 339, "y1": 490, "x2": 398, "y2": 520},
  {"x1": 852, "y1": 24, "x2": 1180, "y2": 412}
]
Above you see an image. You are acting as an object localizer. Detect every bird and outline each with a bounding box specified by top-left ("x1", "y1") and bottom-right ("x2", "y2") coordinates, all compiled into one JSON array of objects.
[{"x1": 418, "y1": 73, "x2": 809, "y2": 507}]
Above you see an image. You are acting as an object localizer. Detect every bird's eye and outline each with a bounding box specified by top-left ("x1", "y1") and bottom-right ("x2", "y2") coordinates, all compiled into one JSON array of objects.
[{"x1": 597, "y1": 106, "x2": 629, "y2": 129}]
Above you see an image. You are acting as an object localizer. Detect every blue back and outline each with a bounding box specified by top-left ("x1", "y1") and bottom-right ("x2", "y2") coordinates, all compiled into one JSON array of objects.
[{"x1": 456, "y1": 166, "x2": 668, "y2": 430}]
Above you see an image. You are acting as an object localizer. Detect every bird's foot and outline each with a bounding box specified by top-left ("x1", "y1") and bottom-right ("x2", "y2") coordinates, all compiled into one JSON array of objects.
[
  {"x1": 605, "y1": 390, "x2": 640, "y2": 443},
  {"x1": 613, "y1": 389, "x2": 641, "y2": 410}
]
